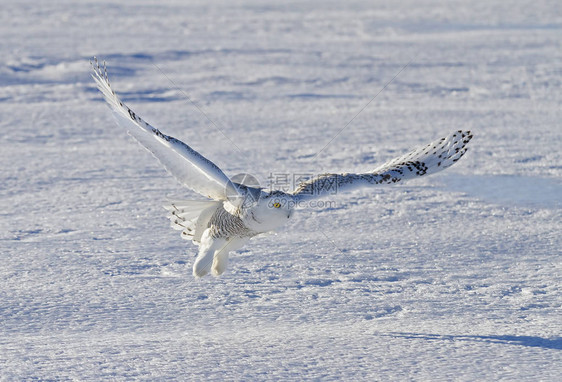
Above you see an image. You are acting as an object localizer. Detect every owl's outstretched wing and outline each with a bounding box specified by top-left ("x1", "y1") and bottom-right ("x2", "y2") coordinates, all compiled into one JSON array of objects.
[
  {"x1": 292, "y1": 130, "x2": 472, "y2": 201},
  {"x1": 91, "y1": 58, "x2": 239, "y2": 201}
]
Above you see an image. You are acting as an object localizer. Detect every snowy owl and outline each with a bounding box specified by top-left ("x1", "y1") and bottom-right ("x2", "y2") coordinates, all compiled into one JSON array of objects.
[{"x1": 91, "y1": 58, "x2": 473, "y2": 278}]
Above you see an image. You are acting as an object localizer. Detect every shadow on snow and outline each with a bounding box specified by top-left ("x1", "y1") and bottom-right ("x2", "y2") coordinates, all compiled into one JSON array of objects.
[{"x1": 382, "y1": 332, "x2": 562, "y2": 350}]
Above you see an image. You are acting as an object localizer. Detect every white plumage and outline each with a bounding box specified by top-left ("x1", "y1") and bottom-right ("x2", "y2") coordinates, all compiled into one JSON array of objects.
[{"x1": 91, "y1": 58, "x2": 473, "y2": 278}]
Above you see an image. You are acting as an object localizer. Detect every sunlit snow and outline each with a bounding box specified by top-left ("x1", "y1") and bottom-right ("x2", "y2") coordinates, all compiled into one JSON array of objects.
[{"x1": 0, "y1": 0, "x2": 560, "y2": 380}]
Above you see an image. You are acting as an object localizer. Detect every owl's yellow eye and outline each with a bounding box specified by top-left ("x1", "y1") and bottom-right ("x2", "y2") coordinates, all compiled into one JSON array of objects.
[{"x1": 273, "y1": 202, "x2": 281, "y2": 208}]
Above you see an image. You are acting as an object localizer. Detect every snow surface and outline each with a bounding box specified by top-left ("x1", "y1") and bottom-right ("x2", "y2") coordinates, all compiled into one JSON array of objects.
[{"x1": 1, "y1": 0, "x2": 561, "y2": 380}]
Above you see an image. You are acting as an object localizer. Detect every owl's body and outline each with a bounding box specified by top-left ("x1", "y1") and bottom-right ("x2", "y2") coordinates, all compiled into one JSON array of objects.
[{"x1": 92, "y1": 58, "x2": 473, "y2": 277}]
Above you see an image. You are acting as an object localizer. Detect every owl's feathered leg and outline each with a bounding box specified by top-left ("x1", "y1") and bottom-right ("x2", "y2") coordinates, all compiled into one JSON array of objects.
[
  {"x1": 212, "y1": 237, "x2": 249, "y2": 276},
  {"x1": 193, "y1": 230, "x2": 249, "y2": 277},
  {"x1": 193, "y1": 229, "x2": 226, "y2": 278}
]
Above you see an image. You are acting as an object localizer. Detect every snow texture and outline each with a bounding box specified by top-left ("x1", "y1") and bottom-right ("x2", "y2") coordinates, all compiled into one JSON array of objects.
[{"x1": 1, "y1": 0, "x2": 561, "y2": 380}]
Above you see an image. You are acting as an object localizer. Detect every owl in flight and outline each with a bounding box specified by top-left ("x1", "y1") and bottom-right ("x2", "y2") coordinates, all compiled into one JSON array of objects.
[{"x1": 91, "y1": 58, "x2": 472, "y2": 277}]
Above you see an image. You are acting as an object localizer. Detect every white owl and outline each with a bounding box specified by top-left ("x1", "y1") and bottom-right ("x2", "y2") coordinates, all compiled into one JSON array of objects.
[{"x1": 91, "y1": 58, "x2": 473, "y2": 277}]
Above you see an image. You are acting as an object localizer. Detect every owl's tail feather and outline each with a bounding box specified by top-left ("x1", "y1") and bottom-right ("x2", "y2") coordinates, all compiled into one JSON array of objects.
[{"x1": 164, "y1": 200, "x2": 221, "y2": 244}]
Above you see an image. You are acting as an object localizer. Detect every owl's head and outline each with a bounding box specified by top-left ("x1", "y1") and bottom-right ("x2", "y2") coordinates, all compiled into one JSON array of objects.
[{"x1": 246, "y1": 191, "x2": 294, "y2": 232}]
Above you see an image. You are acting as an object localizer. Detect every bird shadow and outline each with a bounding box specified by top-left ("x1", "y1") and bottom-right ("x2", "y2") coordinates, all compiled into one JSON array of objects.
[{"x1": 381, "y1": 332, "x2": 562, "y2": 350}]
